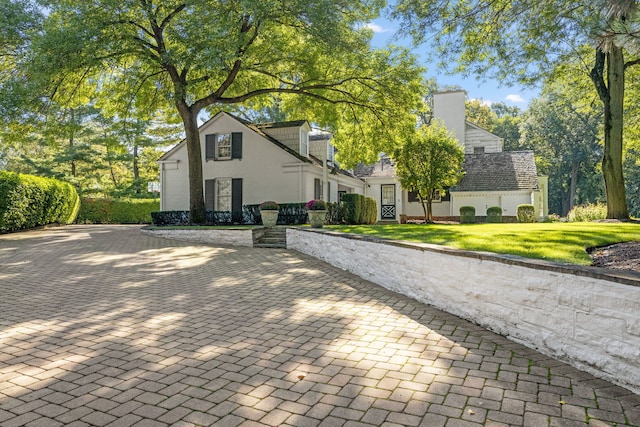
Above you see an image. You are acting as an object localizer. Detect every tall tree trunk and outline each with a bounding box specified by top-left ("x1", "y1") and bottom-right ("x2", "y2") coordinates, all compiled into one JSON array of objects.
[
  {"x1": 177, "y1": 102, "x2": 206, "y2": 224},
  {"x1": 591, "y1": 47, "x2": 629, "y2": 219},
  {"x1": 569, "y1": 161, "x2": 579, "y2": 211},
  {"x1": 69, "y1": 108, "x2": 76, "y2": 178},
  {"x1": 133, "y1": 144, "x2": 140, "y2": 194},
  {"x1": 604, "y1": 45, "x2": 629, "y2": 219}
]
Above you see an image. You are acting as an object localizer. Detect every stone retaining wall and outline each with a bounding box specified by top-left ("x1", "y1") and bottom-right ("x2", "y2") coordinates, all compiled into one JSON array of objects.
[
  {"x1": 141, "y1": 227, "x2": 254, "y2": 247},
  {"x1": 287, "y1": 228, "x2": 640, "y2": 394}
]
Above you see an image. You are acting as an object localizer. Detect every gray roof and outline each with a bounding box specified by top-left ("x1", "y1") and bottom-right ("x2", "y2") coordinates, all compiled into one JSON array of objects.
[
  {"x1": 354, "y1": 157, "x2": 396, "y2": 178},
  {"x1": 453, "y1": 151, "x2": 538, "y2": 192}
]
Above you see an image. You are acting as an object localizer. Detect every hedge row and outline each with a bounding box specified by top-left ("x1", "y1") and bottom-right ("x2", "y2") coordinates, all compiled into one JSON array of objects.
[
  {"x1": 152, "y1": 197, "x2": 379, "y2": 226},
  {"x1": 341, "y1": 194, "x2": 377, "y2": 225},
  {"x1": 0, "y1": 171, "x2": 80, "y2": 232},
  {"x1": 77, "y1": 198, "x2": 159, "y2": 224}
]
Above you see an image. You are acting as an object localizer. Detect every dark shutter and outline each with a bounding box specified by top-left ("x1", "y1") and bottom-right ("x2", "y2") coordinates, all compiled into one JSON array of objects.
[
  {"x1": 231, "y1": 132, "x2": 242, "y2": 159},
  {"x1": 205, "y1": 134, "x2": 216, "y2": 160},
  {"x1": 327, "y1": 182, "x2": 331, "y2": 202},
  {"x1": 205, "y1": 179, "x2": 215, "y2": 210},
  {"x1": 232, "y1": 178, "x2": 243, "y2": 212},
  {"x1": 314, "y1": 178, "x2": 321, "y2": 200}
]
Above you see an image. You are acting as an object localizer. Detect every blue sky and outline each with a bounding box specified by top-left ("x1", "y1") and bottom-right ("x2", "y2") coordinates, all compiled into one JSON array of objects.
[{"x1": 366, "y1": 19, "x2": 540, "y2": 108}]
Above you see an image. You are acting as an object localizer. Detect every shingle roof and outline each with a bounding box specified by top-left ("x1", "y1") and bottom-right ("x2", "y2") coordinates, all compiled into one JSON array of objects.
[
  {"x1": 453, "y1": 151, "x2": 538, "y2": 192},
  {"x1": 256, "y1": 120, "x2": 307, "y2": 129},
  {"x1": 354, "y1": 157, "x2": 396, "y2": 178}
]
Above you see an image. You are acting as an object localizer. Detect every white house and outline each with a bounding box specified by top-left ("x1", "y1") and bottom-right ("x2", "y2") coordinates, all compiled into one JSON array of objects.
[
  {"x1": 159, "y1": 90, "x2": 548, "y2": 222},
  {"x1": 355, "y1": 90, "x2": 548, "y2": 221},
  {"x1": 158, "y1": 112, "x2": 365, "y2": 212}
]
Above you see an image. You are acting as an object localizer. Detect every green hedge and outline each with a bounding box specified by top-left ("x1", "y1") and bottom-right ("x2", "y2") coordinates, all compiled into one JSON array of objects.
[
  {"x1": 459, "y1": 206, "x2": 476, "y2": 224},
  {"x1": 486, "y1": 206, "x2": 503, "y2": 223},
  {"x1": 0, "y1": 171, "x2": 80, "y2": 232},
  {"x1": 78, "y1": 198, "x2": 159, "y2": 224},
  {"x1": 341, "y1": 194, "x2": 377, "y2": 224},
  {"x1": 517, "y1": 204, "x2": 536, "y2": 223}
]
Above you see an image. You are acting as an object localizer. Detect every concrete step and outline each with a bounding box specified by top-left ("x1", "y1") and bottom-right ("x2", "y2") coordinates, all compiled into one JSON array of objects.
[{"x1": 254, "y1": 243, "x2": 286, "y2": 249}]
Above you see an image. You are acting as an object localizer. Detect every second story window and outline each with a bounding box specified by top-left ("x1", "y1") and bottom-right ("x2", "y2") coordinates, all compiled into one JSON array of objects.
[
  {"x1": 205, "y1": 132, "x2": 243, "y2": 161},
  {"x1": 300, "y1": 129, "x2": 309, "y2": 157}
]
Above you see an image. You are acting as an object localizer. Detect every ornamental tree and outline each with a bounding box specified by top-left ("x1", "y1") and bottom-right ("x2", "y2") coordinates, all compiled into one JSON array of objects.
[
  {"x1": 393, "y1": 121, "x2": 465, "y2": 222},
  {"x1": 9, "y1": 0, "x2": 424, "y2": 223}
]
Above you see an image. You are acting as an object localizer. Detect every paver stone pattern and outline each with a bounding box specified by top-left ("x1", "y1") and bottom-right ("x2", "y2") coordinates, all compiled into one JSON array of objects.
[{"x1": 0, "y1": 225, "x2": 639, "y2": 427}]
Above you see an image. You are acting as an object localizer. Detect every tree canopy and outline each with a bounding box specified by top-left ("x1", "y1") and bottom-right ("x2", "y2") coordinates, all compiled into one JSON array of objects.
[
  {"x1": 393, "y1": 0, "x2": 640, "y2": 219},
  {"x1": 393, "y1": 121, "x2": 465, "y2": 222},
  {"x1": 5, "y1": 0, "x2": 425, "y2": 222}
]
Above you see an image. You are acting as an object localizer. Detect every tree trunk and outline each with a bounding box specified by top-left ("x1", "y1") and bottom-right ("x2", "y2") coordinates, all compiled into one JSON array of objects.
[
  {"x1": 177, "y1": 102, "x2": 206, "y2": 224},
  {"x1": 603, "y1": 47, "x2": 629, "y2": 219},
  {"x1": 426, "y1": 196, "x2": 433, "y2": 223},
  {"x1": 133, "y1": 144, "x2": 140, "y2": 194},
  {"x1": 568, "y1": 161, "x2": 579, "y2": 212},
  {"x1": 69, "y1": 108, "x2": 76, "y2": 178}
]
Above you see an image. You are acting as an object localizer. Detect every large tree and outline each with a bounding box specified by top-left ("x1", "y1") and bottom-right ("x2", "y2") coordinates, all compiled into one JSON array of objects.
[
  {"x1": 11, "y1": 0, "x2": 424, "y2": 223},
  {"x1": 393, "y1": 0, "x2": 640, "y2": 219},
  {"x1": 393, "y1": 121, "x2": 465, "y2": 222},
  {"x1": 520, "y1": 95, "x2": 603, "y2": 215}
]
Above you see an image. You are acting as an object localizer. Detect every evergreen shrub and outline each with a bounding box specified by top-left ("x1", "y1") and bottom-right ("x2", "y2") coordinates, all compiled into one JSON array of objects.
[
  {"x1": 486, "y1": 206, "x2": 503, "y2": 223},
  {"x1": 516, "y1": 204, "x2": 536, "y2": 223},
  {"x1": 459, "y1": 206, "x2": 476, "y2": 224},
  {"x1": 0, "y1": 171, "x2": 79, "y2": 232}
]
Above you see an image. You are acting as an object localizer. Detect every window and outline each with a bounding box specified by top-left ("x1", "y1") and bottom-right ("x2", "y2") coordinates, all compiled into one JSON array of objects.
[
  {"x1": 205, "y1": 178, "x2": 243, "y2": 212},
  {"x1": 474, "y1": 146, "x2": 485, "y2": 154},
  {"x1": 314, "y1": 178, "x2": 322, "y2": 200},
  {"x1": 205, "y1": 133, "x2": 243, "y2": 160},
  {"x1": 338, "y1": 190, "x2": 346, "y2": 202},
  {"x1": 300, "y1": 129, "x2": 309, "y2": 157},
  {"x1": 216, "y1": 178, "x2": 232, "y2": 211}
]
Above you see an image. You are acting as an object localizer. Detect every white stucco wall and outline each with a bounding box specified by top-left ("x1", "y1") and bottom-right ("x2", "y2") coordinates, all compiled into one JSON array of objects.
[
  {"x1": 160, "y1": 114, "x2": 364, "y2": 210},
  {"x1": 287, "y1": 229, "x2": 640, "y2": 394},
  {"x1": 451, "y1": 191, "x2": 534, "y2": 217}
]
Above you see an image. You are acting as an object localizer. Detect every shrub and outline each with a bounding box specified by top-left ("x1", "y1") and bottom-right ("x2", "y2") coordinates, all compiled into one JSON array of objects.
[
  {"x1": 326, "y1": 202, "x2": 346, "y2": 224},
  {"x1": 517, "y1": 204, "x2": 536, "y2": 223},
  {"x1": 341, "y1": 193, "x2": 362, "y2": 224},
  {"x1": 77, "y1": 198, "x2": 159, "y2": 224},
  {"x1": 258, "y1": 201, "x2": 279, "y2": 210},
  {"x1": 567, "y1": 203, "x2": 607, "y2": 222},
  {"x1": 486, "y1": 206, "x2": 503, "y2": 223},
  {"x1": 459, "y1": 206, "x2": 476, "y2": 224},
  {"x1": 0, "y1": 171, "x2": 79, "y2": 232},
  {"x1": 365, "y1": 197, "x2": 377, "y2": 224}
]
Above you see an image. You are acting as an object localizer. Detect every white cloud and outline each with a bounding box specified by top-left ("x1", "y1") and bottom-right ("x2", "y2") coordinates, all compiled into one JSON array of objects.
[
  {"x1": 470, "y1": 98, "x2": 493, "y2": 107},
  {"x1": 505, "y1": 94, "x2": 526, "y2": 103},
  {"x1": 364, "y1": 22, "x2": 392, "y2": 33}
]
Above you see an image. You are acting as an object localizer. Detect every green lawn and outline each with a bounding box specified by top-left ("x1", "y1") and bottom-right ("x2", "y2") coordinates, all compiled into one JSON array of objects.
[{"x1": 326, "y1": 222, "x2": 640, "y2": 265}]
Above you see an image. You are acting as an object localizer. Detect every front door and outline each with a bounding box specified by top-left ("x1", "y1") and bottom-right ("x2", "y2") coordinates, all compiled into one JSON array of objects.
[{"x1": 381, "y1": 184, "x2": 396, "y2": 220}]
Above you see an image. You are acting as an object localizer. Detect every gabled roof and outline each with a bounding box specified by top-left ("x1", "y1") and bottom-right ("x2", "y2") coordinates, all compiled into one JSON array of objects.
[
  {"x1": 256, "y1": 120, "x2": 308, "y2": 129},
  {"x1": 158, "y1": 112, "x2": 312, "y2": 163},
  {"x1": 354, "y1": 156, "x2": 396, "y2": 178},
  {"x1": 453, "y1": 151, "x2": 538, "y2": 192}
]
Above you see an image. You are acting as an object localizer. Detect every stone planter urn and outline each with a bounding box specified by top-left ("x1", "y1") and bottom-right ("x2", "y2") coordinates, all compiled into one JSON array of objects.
[
  {"x1": 260, "y1": 210, "x2": 279, "y2": 227},
  {"x1": 258, "y1": 201, "x2": 280, "y2": 227},
  {"x1": 307, "y1": 210, "x2": 327, "y2": 228}
]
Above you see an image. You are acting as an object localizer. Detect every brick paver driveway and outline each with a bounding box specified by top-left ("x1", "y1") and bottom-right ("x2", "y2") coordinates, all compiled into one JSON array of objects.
[{"x1": 1, "y1": 225, "x2": 639, "y2": 427}]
